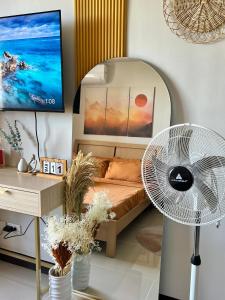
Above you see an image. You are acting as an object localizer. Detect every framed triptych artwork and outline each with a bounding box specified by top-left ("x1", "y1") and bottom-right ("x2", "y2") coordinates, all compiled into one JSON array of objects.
[
  {"x1": 128, "y1": 88, "x2": 154, "y2": 137},
  {"x1": 83, "y1": 86, "x2": 155, "y2": 138},
  {"x1": 105, "y1": 87, "x2": 129, "y2": 136},
  {"x1": 84, "y1": 87, "x2": 107, "y2": 135}
]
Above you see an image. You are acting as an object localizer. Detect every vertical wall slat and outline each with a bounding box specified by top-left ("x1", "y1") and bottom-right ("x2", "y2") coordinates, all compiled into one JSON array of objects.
[
  {"x1": 98, "y1": 0, "x2": 102, "y2": 63},
  {"x1": 75, "y1": 0, "x2": 127, "y2": 86}
]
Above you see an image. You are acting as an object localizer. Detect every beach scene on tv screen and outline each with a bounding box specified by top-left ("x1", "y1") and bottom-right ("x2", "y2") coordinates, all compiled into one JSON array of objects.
[{"x1": 0, "y1": 11, "x2": 63, "y2": 111}]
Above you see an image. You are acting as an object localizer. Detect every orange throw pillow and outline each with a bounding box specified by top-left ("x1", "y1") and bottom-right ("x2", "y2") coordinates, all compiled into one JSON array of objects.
[
  {"x1": 94, "y1": 157, "x2": 111, "y2": 178},
  {"x1": 72, "y1": 154, "x2": 111, "y2": 178},
  {"x1": 105, "y1": 159, "x2": 142, "y2": 182}
]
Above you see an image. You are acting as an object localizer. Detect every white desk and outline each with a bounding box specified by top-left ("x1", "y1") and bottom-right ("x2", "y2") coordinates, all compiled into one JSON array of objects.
[{"x1": 0, "y1": 168, "x2": 64, "y2": 300}]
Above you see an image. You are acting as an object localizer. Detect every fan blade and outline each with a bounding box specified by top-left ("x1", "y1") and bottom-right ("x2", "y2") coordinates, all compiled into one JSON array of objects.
[
  {"x1": 152, "y1": 156, "x2": 168, "y2": 175},
  {"x1": 168, "y1": 128, "x2": 193, "y2": 161},
  {"x1": 193, "y1": 156, "x2": 225, "y2": 173},
  {"x1": 175, "y1": 194, "x2": 184, "y2": 204},
  {"x1": 195, "y1": 177, "x2": 218, "y2": 212},
  {"x1": 210, "y1": 169, "x2": 218, "y2": 199},
  {"x1": 151, "y1": 156, "x2": 186, "y2": 206},
  {"x1": 178, "y1": 128, "x2": 193, "y2": 160}
]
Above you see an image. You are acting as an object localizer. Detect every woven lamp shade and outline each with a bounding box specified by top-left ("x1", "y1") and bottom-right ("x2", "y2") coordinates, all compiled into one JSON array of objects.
[{"x1": 164, "y1": 0, "x2": 225, "y2": 43}]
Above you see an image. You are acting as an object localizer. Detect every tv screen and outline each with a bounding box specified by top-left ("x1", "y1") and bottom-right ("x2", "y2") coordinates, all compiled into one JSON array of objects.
[{"x1": 0, "y1": 10, "x2": 64, "y2": 112}]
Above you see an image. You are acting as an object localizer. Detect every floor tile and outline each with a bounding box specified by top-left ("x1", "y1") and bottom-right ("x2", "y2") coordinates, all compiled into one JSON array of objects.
[{"x1": 0, "y1": 207, "x2": 163, "y2": 300}]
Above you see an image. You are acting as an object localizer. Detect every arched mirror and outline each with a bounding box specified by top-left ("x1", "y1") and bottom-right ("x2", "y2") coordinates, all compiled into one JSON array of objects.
[{"x1": 72, "y1": 58, "x2": 171, "y2": 300}]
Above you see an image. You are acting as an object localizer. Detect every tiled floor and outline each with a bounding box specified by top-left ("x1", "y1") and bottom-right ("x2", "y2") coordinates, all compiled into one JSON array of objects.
[{"x1": 0, "y1": 207, "x2": 163, "y2": 300}]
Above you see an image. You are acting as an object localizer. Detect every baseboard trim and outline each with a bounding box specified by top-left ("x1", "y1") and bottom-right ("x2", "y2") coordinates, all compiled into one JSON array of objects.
[
  {"x1": 0, "y1": 248, "x2": 53, "y2": 274},
  {"x1": 159, "y1": 295, "x2": 179, "y2": 300}
]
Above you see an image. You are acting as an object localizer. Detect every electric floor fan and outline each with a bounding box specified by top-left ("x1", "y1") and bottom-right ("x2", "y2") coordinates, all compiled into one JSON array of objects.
[{"x1": 141, "y1": 124, "x2": 225, "y2": 300}]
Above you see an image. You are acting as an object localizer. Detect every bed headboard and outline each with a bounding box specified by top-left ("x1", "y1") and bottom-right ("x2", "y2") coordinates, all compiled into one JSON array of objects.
[{"x1": 74, "y1": 139, "x2": 147, "y2": 160}]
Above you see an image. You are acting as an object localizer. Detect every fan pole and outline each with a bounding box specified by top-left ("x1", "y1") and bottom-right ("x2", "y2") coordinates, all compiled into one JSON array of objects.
[{"x1": 189, "y1": 226, "x2": 201, "y2": 300}]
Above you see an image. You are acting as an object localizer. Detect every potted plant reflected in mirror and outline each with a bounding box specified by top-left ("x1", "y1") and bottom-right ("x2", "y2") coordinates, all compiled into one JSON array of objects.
[
  {"x1": 65, "y1": 152, "x2": 115, "y2": 290},
  {"x1": 71, "y1": 191, "x2": 115, "y2": 291},
  {"x1": 0, "y1": 120, "x2": 27, "y2": 172}
]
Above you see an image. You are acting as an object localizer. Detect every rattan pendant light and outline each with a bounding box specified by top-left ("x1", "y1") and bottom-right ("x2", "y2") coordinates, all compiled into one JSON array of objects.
[{"x1": 163, "y1": 0, "x2": 225, "y2": 44}]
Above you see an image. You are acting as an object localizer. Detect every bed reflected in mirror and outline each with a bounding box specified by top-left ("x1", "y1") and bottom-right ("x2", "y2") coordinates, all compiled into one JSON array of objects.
[{"x1": 72, "y1": 58, "x2": 171, "y2": 300}]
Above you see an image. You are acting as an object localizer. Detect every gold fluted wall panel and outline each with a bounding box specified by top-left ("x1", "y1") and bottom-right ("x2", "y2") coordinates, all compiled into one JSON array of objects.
[{"x1": 75, "y1": 0, "x2": 127, "y2": 85}]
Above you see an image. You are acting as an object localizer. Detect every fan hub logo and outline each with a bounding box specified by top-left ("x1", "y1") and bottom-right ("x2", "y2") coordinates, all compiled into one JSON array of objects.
[
  {"x1": 168, "y1": 166, "x2": 194, "y2": 192},
  {"x1": 176, "y1": 173, "x2": 183, "y2": 180}
]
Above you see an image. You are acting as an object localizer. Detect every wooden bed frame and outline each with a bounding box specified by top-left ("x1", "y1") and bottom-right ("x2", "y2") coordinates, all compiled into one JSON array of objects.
[{"x1": 74, "y1": 139, "x2": 150, "y2": 258}]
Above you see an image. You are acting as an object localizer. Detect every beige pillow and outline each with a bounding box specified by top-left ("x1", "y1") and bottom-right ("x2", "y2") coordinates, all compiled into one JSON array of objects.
[{"x1": 105, "y1": 159, "x2": 142, "y2": 182}]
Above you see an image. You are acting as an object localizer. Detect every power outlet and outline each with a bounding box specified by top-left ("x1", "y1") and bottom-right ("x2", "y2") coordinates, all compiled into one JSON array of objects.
[{"x1": 5, "y1": 223, "x2": 22, "y2": 234}]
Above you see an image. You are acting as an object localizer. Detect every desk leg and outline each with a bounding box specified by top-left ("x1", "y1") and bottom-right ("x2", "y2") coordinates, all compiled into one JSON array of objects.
[{"x1": 35, "y1": 217, "x2": 41, "y2": 300}]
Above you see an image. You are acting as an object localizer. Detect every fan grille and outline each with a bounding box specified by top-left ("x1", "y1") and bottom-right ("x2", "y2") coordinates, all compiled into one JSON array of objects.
[{"x1": 142, "y1": 124, "x2": 225, "y2": 226}]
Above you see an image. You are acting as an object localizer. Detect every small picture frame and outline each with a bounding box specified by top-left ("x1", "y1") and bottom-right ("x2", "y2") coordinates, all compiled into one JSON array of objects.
[{"x1": 40, "y1": 157, "x2": 67, "y2": 177}]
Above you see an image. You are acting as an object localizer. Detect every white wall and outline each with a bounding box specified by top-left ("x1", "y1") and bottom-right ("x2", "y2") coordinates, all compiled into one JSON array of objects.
[
  {"x1": 0, "y1": 0, "x2": 75, "y2": 261},
  {"x1": 128, "y1": 1, "x2": 225, "y2": 299},
  {"x1": 0, "y1": 1, "x2": 224, "y2": 299}
]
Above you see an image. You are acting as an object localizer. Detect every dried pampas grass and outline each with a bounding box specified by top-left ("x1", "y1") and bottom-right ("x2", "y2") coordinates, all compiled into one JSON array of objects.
[{"x1": 65, "y1": 151, "x2": 99, "y2": 217}]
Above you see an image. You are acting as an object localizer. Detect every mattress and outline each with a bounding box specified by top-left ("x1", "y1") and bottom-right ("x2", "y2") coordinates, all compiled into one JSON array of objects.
[{"x1": 84, "y1": 178, "x2": 148, "y2": 219}]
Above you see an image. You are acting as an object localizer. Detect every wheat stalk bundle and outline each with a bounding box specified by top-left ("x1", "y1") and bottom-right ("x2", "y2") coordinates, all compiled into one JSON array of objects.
[{"x1": 65, "y1": 151, "x2": 99, "y2": 217}]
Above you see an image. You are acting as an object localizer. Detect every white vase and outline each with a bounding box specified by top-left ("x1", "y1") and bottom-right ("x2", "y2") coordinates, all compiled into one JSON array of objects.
[
  {"x1": 49, "y1": 267, "x2": 72, "y2": 300},
  {"x1": 17, "y1": 157, "x2": 28, "y2": 173},
  {"x1": 72, "y1": 255, "x2": 91, "y2": 291}
]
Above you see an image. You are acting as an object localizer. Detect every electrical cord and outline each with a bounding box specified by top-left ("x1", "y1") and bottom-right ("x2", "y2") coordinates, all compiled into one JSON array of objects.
[
  {"x1": 3, "y1": 218, "x2": 35, "y2": 239},
  {"x1": 41, "y1": 217, "x2": 46, "y2": 225},
  {"x1": 34, "y1": 112, "x2": 40, "y2": 162},
  {"x1": 3, "y1": 217, "x2": 47, "y2": 239}
]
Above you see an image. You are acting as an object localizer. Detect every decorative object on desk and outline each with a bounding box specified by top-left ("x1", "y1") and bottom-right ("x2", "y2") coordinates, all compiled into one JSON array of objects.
[
  {"x1": 163, "y1": 0, "x2": 225, "y2": 44},
  {"x1": 0, "y1": 120, "x2": 23, "y2": 156},
  {"x1": 0, "y1": 120, "x2": 27, "y2": 172},
  {"x1": 27, "y1": 154, "x2": 37, "y2": 174},
  {"x1": 17, "y1": 157, "x2": 28, "y2": 173},
  {"x1": 65, "y1": 151, "x2": 99, "y2": 216},
  {"x1": 40, "y1": 157, "x2": 67, "y2": 177}
]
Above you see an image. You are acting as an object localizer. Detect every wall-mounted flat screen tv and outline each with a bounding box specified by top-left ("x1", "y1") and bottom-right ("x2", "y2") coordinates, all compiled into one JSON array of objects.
[{"x1": 0, "y1": 10, "x2": 64, "y2": 112}]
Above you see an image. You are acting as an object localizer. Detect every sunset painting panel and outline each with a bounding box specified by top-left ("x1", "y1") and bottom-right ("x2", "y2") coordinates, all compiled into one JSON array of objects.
[
  {"x1": 105, "y1": 87, "x2": 129, "y2": 136},
  {"x1": 84, "y1": 87, "x2": 107, "y2": 135},
  {"x1": 128, "y1": 88, "x2": 154, "y2": 137}
]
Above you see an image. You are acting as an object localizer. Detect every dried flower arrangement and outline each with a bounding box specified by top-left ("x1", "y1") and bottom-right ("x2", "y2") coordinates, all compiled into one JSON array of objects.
[
  {"x1": 0, "y1": 120, "x2": 23, "y2": 156},
  {"x1": 65, "y1": 151, "x2": 99, "y2": 217},
  {"x1": 44, "y1": 192, "x2": 115, "y2": 277}
]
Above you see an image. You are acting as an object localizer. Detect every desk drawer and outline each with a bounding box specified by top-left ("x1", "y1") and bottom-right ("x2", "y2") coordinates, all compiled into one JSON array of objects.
[{"x1": 0, "y1": 186, "x2": 39, "y2": 216}]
